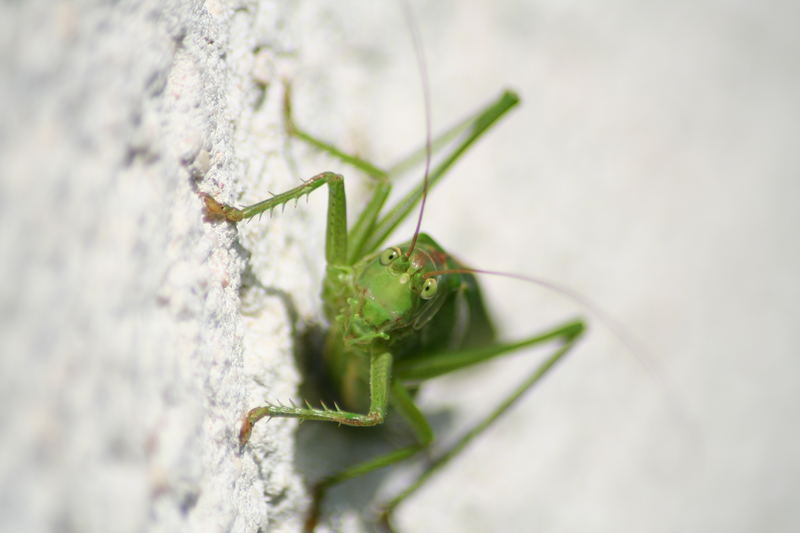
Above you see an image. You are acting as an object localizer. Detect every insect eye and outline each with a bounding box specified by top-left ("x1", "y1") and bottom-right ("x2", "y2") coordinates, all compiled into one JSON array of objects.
[
  {"x1": 420, "y1": 278, "x2": 438, "y2": 300},
  {"x1": 380, "y1": 247, "x2": 401, "y2": 265}
]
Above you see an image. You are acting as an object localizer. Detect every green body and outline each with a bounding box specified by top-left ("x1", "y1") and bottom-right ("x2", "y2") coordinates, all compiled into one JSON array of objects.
[
  {"x1": 202, "y1": 89, "x2": 586, "y2": 532},
  {"x1": 323, "y1": 233, "x2": 495, "y2": 411}
]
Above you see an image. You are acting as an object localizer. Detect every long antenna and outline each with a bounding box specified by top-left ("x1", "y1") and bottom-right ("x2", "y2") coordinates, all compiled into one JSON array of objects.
[
  {"x1": 423, "y1": 267, "x2": 651, "y2": 373},
  {"x1": 425, "y1": 265, "x2": 701, "y2": 445},
  {"x1": 401, "y1": 0, "x2": 432, "y2": 257}
]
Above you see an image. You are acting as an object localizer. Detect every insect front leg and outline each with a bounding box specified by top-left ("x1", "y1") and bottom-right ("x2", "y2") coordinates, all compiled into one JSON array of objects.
[
  {"x1": 238, "y1": 348, "x2": 394, "y2": 449},
  {"x1": 203, "y1": 170, "x2": 347, "y2": 265}
]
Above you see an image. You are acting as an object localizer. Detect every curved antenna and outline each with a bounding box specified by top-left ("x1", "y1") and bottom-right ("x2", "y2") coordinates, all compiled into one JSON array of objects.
[
  {"x1": 426, "y1": 266, "x2": 702, "y2": 447},
  {"x1": 423, "y1": 267, "x2": 652, "y2": 373},
  {"x1": 400, "y1": 0, "x2": 433, "y2": 257}
]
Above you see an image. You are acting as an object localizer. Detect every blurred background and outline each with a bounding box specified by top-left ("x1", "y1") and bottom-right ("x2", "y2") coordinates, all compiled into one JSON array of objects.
[{"x1": 290, "y1": 1, "x2": 800, "y2": 531}]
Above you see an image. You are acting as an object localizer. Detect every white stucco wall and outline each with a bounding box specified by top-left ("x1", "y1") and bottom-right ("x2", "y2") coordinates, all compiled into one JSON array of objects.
[
  {"x1": 1, "y1": 1, "x2": 312, "y2": 532},
  {"x1": 2, "y1": 1, "x2": 799, "y2": 533}
]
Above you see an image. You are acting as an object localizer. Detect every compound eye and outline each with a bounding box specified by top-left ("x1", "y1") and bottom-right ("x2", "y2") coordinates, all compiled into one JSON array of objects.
[
  {"x1": 420, "y1": 277, "x2": 438, "y2": 300},
  {"x1": 380, "y1": 247, "x2": 402, "y2": 266}
]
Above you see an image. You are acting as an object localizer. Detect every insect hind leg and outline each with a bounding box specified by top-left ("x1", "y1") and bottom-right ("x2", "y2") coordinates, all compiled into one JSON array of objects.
[{"x1": 380, "y1": 319, "x2": 585, "y2": 529}]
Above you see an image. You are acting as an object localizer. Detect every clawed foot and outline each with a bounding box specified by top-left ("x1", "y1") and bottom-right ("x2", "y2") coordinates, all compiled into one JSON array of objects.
[{"x1": 201, "y1": 193, "x2": 244, "y2": 222}]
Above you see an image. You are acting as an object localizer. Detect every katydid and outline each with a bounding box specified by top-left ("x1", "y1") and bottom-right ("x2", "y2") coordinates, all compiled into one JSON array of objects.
[
  {"x1": 203, "y1": 85, "x2": 584, "y2": 529},
  {"x1": 202, "y1": 14, "x2": 586, "y2": 533}
]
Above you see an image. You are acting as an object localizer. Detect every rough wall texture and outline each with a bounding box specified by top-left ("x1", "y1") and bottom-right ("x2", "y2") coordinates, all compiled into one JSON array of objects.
[{"x1": 1, "y1": 1, "x2": 310, "y2": 532}]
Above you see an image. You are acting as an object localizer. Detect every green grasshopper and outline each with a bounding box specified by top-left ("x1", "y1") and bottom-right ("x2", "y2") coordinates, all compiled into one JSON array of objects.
[
  {"x1": 203, "y1": 85, "x2": 585, "y2": 529},
  {"x1": 203, "y1": 18, "x2": 587, "y2": 527}
]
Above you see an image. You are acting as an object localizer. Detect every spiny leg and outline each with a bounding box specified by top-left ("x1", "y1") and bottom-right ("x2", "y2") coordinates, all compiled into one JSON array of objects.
[
  {"x1": 380, "y1": 320, "x2": 585, "y2": 530},
  {"x1": 305, "y1": 381, "x2": 434, "y2": 533},
  {"x1": 203, "y1": 170, "x2": 348, "y2": 267},
  {"x1": 239, "y1": 351, "x2": 393, "y2": 450}
]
